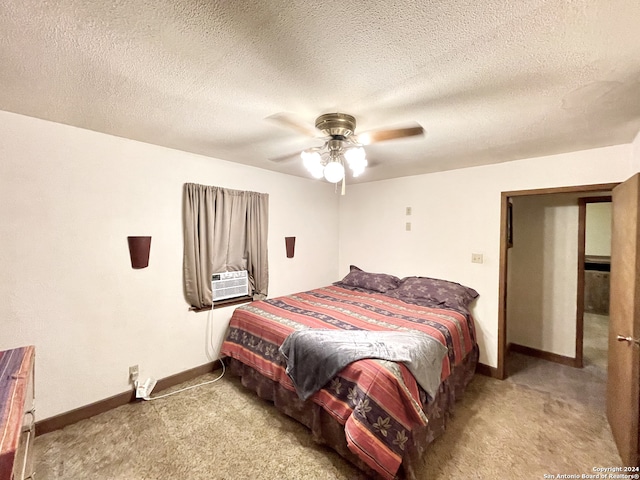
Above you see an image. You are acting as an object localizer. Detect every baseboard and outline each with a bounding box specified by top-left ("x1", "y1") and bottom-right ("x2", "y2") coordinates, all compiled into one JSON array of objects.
[
  {"x1": 36, "y1": 359, "x2": 221, "y2": 436},
  {"x1": 508, "y1": 343, "x2": 578, "y2": 368},
  {"x1": 476, "y1": 362, "x2": 500, "y2": 378}
]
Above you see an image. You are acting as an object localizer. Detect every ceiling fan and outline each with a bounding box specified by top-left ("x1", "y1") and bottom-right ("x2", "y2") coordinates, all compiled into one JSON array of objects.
[{"x1": 267, "y1": 112, "x2": 424, "y2": 192}]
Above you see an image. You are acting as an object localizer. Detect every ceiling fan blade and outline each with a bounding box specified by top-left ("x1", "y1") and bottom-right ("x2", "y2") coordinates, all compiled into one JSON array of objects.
[
  {"x1": 268, "y1": 149, "x2": 304, "y2": 163},
  {"x1": 357, "y1": 124, "x2": 424, "y2": 145},
  {"x1": 266, "y1": 112, "x2": 319, "y2": 137}
]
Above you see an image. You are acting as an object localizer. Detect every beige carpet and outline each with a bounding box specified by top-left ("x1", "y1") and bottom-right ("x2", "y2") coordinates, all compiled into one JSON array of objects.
[
  {"x1": 35, "y1": 368, "x2": 621, "y2": 479},
  {"x1": 584, "y1": 313, "x2": 609, "y2": 370}
]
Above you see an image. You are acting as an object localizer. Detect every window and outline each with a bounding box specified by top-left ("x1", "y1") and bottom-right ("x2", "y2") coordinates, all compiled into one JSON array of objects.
[{"x1": 183, "y1": 183, "x2": 268, "y2": 309}]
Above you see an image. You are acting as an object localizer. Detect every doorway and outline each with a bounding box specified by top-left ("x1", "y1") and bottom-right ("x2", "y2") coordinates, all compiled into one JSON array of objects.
[
  {"x1": 498, "y1": 185, "x2": 616, "y2": 414},
  {"x1": 498, "y1": 176, "x2": 640, "y2": 467},
  {"x1": 577, "y1": 197, "x2": 612, "y2": 371},
  {"x1": 497, "y1": 182, "x2": 619, "y2": 379}
]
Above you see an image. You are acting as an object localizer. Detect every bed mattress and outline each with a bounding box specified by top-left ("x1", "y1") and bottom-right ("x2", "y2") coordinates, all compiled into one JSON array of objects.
[{"x1": 221, "y1": 285, "x2": 478, "y2": 479}]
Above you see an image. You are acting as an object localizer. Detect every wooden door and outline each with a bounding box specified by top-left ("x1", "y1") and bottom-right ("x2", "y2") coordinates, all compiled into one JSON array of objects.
[{"x1": 608, "y1": 173, "x2": 640, "y2": 467}]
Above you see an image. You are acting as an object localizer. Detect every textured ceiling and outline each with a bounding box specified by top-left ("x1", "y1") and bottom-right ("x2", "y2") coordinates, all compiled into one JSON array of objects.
[{"x1": 1, "y1": 1, "x2": 640, "y2": 183}]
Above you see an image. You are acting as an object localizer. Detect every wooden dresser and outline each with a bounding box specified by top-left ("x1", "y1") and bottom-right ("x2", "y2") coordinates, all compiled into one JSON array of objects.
[{"x1": 0, "y1": 346, "x2": 35, "y2": 480}]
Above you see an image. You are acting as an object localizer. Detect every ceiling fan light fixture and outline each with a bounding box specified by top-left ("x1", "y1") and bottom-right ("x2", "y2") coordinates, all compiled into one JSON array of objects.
[
  {"x1": 269, "y1": 112, "x2": 424, "y2": 188},
  {"x1": 345, "y1": 146, "x2": 367, "y2": 177},
  {"x1": 344, "y1": 146, "x2": 365, "y2": 162},
  {"x1": 351, "y1": 165, "x2": 365, "y2": 177},
  {"x1": 301, "y1": 150, "x2": 324, "y2": 178},
  {"x1": 323, "y1": 160, "x2": 345, "y2": 183}
]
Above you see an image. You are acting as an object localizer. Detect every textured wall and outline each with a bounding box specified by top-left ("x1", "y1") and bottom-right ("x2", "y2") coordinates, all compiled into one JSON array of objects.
[
  {"x1": 0, "y1": 111, "x2": 339, "y2": 420},
  {"x1": 338, "y1": 143, "x2": 635, "y2": 367}
]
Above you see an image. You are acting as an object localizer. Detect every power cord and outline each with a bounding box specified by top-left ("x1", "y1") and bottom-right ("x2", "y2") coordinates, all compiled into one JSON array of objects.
[
  {"x1": 143, "y1": 304, "x2": 226, "y2": 401},
  {"x1": 142, "y1": 359, "x2": 225, "y2": 401}
]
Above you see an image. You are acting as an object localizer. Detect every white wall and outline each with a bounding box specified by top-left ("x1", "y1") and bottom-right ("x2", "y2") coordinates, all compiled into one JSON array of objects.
[
  {"x1": 633, "y1": 130, "x2": 640, "y2": 172},
  {"x1": 0, "y1": 111, "x2": 339, "y2": 419},
  {"x1": 339, "y1": 144, "x2": 636, "y2": 367},
  {"x1": 507, "y1": 196, "x2": 579, "y2": 357},
  {"x1": 585, "y1": 203, "x2": 612, "y2": 256}
]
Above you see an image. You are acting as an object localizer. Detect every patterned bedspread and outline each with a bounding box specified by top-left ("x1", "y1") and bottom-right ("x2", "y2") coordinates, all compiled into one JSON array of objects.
[{"x1": 221, "y1": 285, "x2": 476, "y2": 479}]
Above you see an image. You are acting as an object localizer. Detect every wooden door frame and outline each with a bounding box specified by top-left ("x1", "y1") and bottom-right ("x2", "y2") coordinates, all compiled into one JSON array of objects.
[
  {"x1": 576, "y1": 196, "x2": 612, "y2": 368},
  {"x1": 497, "y1": 183, "x2": 619, "y2": 380}
]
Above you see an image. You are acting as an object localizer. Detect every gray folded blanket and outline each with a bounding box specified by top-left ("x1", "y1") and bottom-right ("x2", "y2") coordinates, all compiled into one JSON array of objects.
[{"x1": 279, "y1": 329, "x2": 448, "y2": 401}]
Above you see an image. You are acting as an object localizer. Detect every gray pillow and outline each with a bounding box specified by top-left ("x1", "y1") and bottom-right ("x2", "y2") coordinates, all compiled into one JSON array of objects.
[
  {"x1": 338, "y1": 266, "x2": 401, "y2": 293},
  {"x1": 388, "y1": 276, "x2": 479, "y2": 313}
]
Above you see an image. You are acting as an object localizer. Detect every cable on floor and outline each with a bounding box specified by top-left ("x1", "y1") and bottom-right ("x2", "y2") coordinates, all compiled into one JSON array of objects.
[
  {"x1": 143, "y1": 305, "x2": 226, "y2": 402},
  {"x1": 142, "y1": 359, "x2": 225, "y2": 401}
]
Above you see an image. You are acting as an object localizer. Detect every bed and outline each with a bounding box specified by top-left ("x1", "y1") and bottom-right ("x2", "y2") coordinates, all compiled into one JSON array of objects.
[{"x1": 220, "y1": 268, "x2": 479, "y2": 479}]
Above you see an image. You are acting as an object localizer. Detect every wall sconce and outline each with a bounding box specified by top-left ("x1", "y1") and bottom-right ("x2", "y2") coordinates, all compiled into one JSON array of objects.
[
  {"x1": 128, "y1": 236, "x2": 151, "y2": 268},
  {"x1": 285, "y1": 236, "x2": 296, "y2": 258}
]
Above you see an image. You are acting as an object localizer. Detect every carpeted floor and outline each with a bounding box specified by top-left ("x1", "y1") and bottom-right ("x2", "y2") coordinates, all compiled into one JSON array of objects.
[
  {"x1": 35, "y1": 364, "x2": 621, "y2": 479},
  {"x1": 583, "y1": 313, "x2": 609, "y2": 370},
  {"x1": 506, "y1": 351, "x2": 608, "y2": 413}
]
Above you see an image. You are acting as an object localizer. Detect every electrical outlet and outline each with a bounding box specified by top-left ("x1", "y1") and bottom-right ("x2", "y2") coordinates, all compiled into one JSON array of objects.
[
  {"x1": 129, "y1": 365, "x2": 139, "y2": 383},
  {"x1": 406, "y1": 206, "x2": 412, "y2": 216},
  {"x1": 471, "y1": 253, "x2": 484, "y2": 264},
  {"x1": 405, "y1": 222, "x2": 412, "y2": 231}
]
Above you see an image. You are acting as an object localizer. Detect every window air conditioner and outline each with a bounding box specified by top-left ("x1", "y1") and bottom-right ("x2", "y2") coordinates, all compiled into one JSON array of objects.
[{"x1": 211, "y1": 270, "x2": 249, "y2": 302}]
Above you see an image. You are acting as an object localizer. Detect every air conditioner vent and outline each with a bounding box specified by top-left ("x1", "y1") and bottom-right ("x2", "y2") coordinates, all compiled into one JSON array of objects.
[{"x1": 211, "y1": 270, "x2": 249, "y2": 302}]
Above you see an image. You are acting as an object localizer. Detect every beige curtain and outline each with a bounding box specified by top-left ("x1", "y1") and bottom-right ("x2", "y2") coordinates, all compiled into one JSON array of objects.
[{"x1": 183, "y1": 183, "x2": 269, "y2": 308}]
